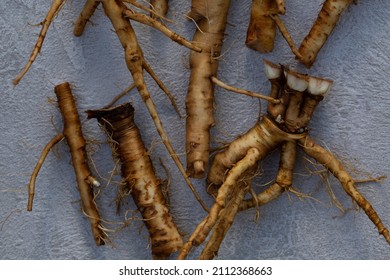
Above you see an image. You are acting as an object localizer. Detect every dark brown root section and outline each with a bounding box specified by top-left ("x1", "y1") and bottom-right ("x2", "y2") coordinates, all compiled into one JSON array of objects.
[
  {"x1": 87, "y1": 103, "x2": 183, "y2": 259},
  {"x1": 182, "y1": 60, "x2": 389, "y2": 259},
  {"x1": 28, "y1": 82, "x2": 105, "y2": 246}
]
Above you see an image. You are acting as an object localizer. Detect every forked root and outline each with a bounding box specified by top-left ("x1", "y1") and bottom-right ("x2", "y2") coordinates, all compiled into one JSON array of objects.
[
  {"x1": 200, "y1": 180, "x2": 249, "y2": 260},
  {"x1": 87, "y1": 103, "x2": 183, "y2": 259},
  {"x1": 178, "y1": 148, "x2": 261, "y2": 260},
  {"x1": 299, "y1": 136, "x2": 390, "y2": 245},
  {"x1": 239, "y1": 141, "x2": 297, "y2": 211},
  {"x1": 28, "y1": 82, "x2": 105, "y2": 246}
]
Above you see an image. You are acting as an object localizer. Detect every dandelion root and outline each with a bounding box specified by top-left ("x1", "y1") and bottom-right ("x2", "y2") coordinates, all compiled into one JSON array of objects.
[
  {"x1": 87, "y1": 103, "x2": 183, "y2": 259},
  {"x1": 182, "y1": 60, "x2": 389, "y2": 259},
  {"x1": 73, "y1": 0, "x2": 207, "y2": 211},
  {"x1": 186, "y1": 0, "x2": 231, "y2": 178},
  {"x1": 298, "y1": 0, "x2": 354, "y2": 67},
  {"x1": 299, "y1": 135, "x2": 390, "y2": 245},
  {"x1": 27, "y1": 82, "x2": 105, "y2": 246},
  {"x1": 13, "y1": 0, "x2": 66, "y2": 85},
  {"x1": 246, "y1": 0, "x2": 285, "y2": 53},
  {"x1": 178, "y1": 148, "x2": 261, "y2": 260}
]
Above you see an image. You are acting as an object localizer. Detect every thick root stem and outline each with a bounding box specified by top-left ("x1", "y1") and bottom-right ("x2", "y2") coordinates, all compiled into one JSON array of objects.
[
  {"x1": 186, "y1": 0, "x2": 231, "y2": 178},
  {"x1": 99, "y1": 0, "x2": 208, "y2": 212},
  {"x1": 297, "y1": 0, "x2": 354, "y2": 67},
  {"x1": 87, "y1": 103, "x2": 183, "y2": 259},
  {"x1": 73, "y1": 0, "x2": 101, "y2": 36},
  {"x1": 178, "y1": 148, "x2": 261, "y2": 259},
  {"x1": 246, "y1": 0, "x2": 284, "y2": 53},
  {"x1": 55, "y1": 82, "x2": 105, "y2": 246}
]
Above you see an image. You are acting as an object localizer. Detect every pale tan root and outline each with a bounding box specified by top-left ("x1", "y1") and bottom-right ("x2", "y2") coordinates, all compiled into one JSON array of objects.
[
  {"x1": 299, "y1": 135, "x2": 390, "y2": 245},
  {"x1": 246, "y1": 0, "x2": 284, "y2": 53},
  {"x1": 87, "y1": 103, "x2": 182, "y2": 259},
  {"x1": 73, "y1": 0, "x2": 101, "y2": 36},
  {"x1": 13, "y1": 0, "x2": 66, "y2": 85},
  {"x1": 211, "y1": 76, "x2": 280, "y2": 104},
  {"x1": 103, "y1": 83, "x2": 136, "y2": 109},
  {"x1": 93, "y1": 0, "x2": 207, "y2": 212},
  {"x1": 27, "y1": 133, "x2": 64, "y2": 211},
  {"x1": 186, "y1": 0, "x2": 231, "y2": 178},
  {"x1": 142, "y1": 60, "x2": 182, "y2": 117},
  {"x1": 55, "y1": 82, "x2": 105, "y2": 246},
  {"x1": 239, "y1": 141, "x2": 297, "y2": 211},
  {"x1": 122, "y1": 0, "x2": 172, "y2": 22},
  {"x1": 298, "y1": 0, "x2": 354, "y2": 67},
  {"x1": 200, "y1": 180, "x2": 249, "y2": 260},
  {"x1": 208, "y1": 62, "x2": 327, "y2": 195},
  {"x1": 178, "y1": 148, "x2": 261, "y2": 260},
  {"x1": 150, "y1": 0, "x2": 169, "y2": 19},
  {"x1": 122, "y1": 9, "x2": 201, "y2": 52},
  {"x1": 269, "y1": 14, "x2": 302, "y2": 59},
  {"x1": 207, "y1": 116, "x2": 305, "y2": 194}
]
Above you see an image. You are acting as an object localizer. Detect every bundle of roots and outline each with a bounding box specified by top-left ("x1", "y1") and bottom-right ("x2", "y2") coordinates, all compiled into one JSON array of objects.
[{"x1": 178, "y1": 60, "x2": 390, "y2": 259}]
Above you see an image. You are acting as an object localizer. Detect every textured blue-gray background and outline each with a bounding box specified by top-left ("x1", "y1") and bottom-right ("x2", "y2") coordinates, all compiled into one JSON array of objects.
[{"x1": 1, "y1": 0, "x2": 389, "y2": 259}]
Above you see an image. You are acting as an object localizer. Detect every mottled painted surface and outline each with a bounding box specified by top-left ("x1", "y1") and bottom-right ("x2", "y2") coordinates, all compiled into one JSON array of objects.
[{"x1": 0, "y1": 0, "x2": 389, "y2": 259}]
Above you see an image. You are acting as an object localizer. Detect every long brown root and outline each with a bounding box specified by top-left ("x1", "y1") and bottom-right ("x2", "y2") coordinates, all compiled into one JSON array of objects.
[
  {"x1": 299, "y1": 135, "x2": 390, "y2": 245},
  {"x1": 122, "y1": 9, "x2": 201, "y2": 52},
  {"x1": 54, "y1": 82, "x2": 105, "y2": 246},
  {"x1": 87, "y1": 103, "x2": 183, "y2": 259},
  {"x1": 211, "y1": 76, "x2": 280, "y2": 104},
  {"x1": 178, "y1": 148, "x2": 261, "y2": 260},
  {"x1": 13, "y1": 0, "x2": 66, "y2": 85},
  {"x1": 200, "y1": 180, "x2": 249, "y2": 260},
  {"x1": 73, "y1": 0, "x2": 208, "y2": 212},
  {"x1": 28, "y1": 82, "x2": 105, "y2": 245},
  {"x1": 73, "y1": 0, "x2": 101, "y2": 36},
  {"x1": 270, "y1": 14, "x2": 302, "y2": 59},
  {"x1": 185, "y1": 0, "x2": 231, "y2": 178},
  {"x1": 239, "y1": 141, "x2": 297, "y2": 211},
  {"x1": 207, "y1": 116, "x2": 305, "y2": 194},
  {"x1": 297, "y1": 0, "x2": 354, "y2": 67},
  {"x1": 27, "y1": 133, "x2": 64, "y2": 211}
]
